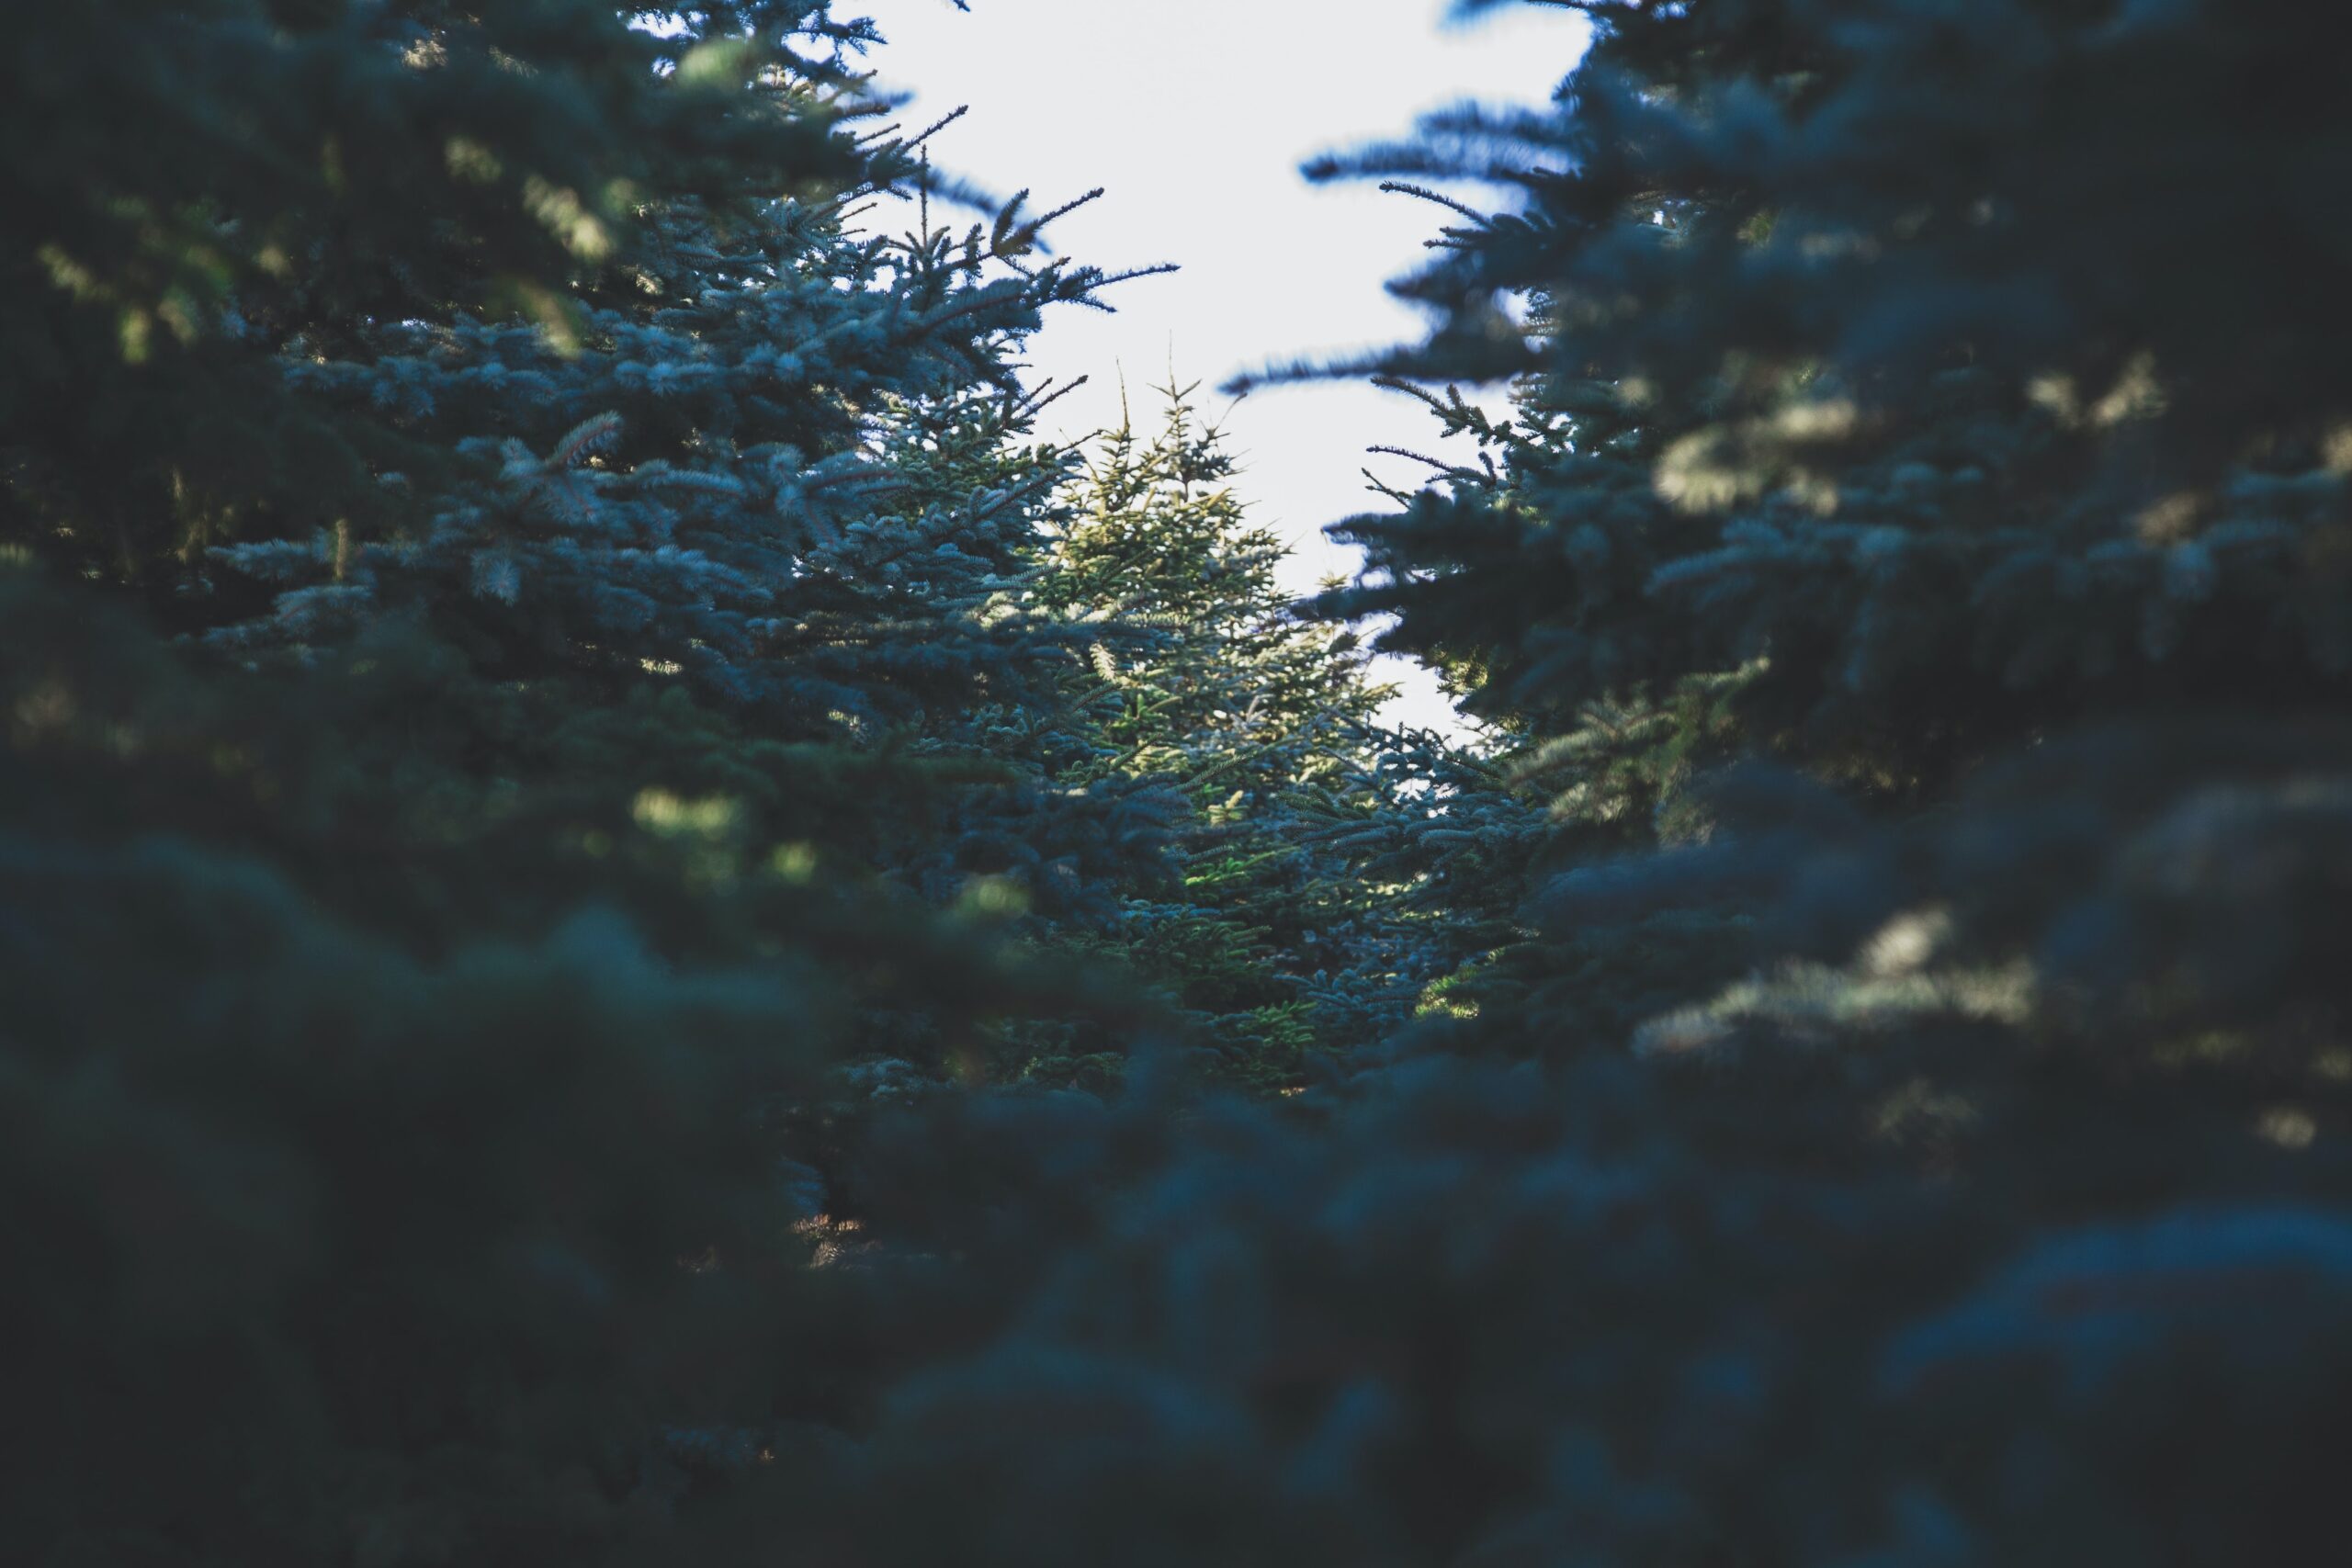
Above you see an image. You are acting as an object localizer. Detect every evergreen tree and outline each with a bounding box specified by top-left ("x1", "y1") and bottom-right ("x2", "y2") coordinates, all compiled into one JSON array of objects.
[
  {"x1": 1308, "y1": 0, "x2": 2352, "y2": 1552},
  {"x1": 1035, "y1": 382, "x2": 1467, "y2": 1080},
  {"x1": 2, "y1": 6, "x2": 1178, "y2": 1562}
]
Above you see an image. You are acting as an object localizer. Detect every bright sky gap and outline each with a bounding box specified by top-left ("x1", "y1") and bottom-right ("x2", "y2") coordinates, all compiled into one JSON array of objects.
[{"x1": 854, "y1": 0, "x2": 1592, "y2": 730}]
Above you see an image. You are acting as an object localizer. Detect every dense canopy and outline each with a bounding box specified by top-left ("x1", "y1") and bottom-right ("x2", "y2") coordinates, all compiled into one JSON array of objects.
[{"x1": 6, "y1": 3, "x2": 2349, "y2": 1564}]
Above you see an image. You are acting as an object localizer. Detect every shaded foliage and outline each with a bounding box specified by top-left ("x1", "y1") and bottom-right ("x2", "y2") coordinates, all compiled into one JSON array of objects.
[
  {"x1": 13, "y1": 1, "x2": 2352, "y2": 1565},
  {"x1": 774, "y1": 3, "x2": 2352, "y2": 1564},
  {"x1": 1, "y1": 6, "x2": 1177, "y2": 1563}
]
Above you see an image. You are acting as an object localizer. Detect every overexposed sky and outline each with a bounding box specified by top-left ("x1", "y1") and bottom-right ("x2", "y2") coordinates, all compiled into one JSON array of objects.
[{"x1": 854, "y1": 0, "x2": 1589, "y2": 728}]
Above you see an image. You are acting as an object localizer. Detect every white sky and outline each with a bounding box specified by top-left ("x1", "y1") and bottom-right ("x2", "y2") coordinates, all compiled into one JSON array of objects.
[{"x1": 854, "y1": 0, "x2": 1589, "y2": 728}]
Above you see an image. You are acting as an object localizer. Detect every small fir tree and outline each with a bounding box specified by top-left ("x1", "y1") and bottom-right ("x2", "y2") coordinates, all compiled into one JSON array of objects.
[{"x1": 1035, "y1": 382, "x2": 1513, "y2": 1082}]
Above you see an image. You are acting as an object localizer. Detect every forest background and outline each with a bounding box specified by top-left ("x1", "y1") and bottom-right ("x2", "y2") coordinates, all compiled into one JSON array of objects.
[{"x1": 6, "y1": 3, "x2": 2352, "y2": 1566}]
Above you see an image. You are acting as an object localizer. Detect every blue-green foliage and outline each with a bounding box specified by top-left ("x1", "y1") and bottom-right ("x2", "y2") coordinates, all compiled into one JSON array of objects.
[
  {"x1": 746, "y1": 3, "x2": 2352, "y2": 1563},
  {"x1": 1, "y1": 5, "x2": 1181, "y2": 1562},
  {"x1": 15, "y1": 1, "x2": 2352, "y2": 1564},
  {"x1": 210, "y1": 193, "x2": 1091, "y2": 716}
]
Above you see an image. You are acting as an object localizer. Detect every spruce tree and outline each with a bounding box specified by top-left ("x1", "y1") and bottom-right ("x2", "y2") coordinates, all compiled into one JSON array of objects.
[
  {"x1": 1034, "y1": 382, "x2": 1466, "y2": 1080},
  {"x1": 2, "y1": 6, "x2": 1177, "y2": 1562},
  {"x1": 1319, "y1": 0, "x2": 2352, "y2": 1552}
]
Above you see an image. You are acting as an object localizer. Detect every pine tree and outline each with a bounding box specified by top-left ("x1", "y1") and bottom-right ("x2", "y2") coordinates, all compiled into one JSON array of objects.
[
  {"x1": 1304, "y1": 0, "x2": 2352, "y2": 1552},
  {"x1": 2, "y1": 6, "x2": 1181, "y2": 1562},
  {"x1": 1030, "y1": 381, "x2": 1521, "y2": 1084}
]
